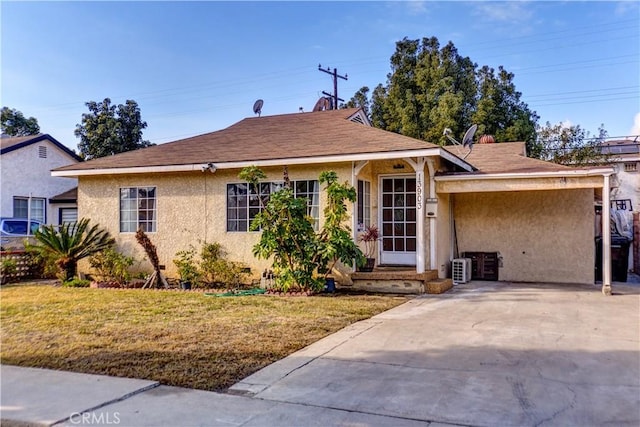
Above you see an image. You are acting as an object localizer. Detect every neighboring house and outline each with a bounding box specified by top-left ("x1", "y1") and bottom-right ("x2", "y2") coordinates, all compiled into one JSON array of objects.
[
  {"x1": 600, "y1": 138, "x2": 639, "y2": 273},
  {"x1": 1, "y1": 134, "x2": 81, "y2": 228},
  {"x1": 52, "y1": 109, "x2": 614, "y2": 288},
  {"x1": 601, "y1": 138, "x2": 639, "y2": 212}
]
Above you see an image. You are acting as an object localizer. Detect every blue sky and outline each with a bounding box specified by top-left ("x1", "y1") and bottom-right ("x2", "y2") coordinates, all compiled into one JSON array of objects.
[{"x1": 2, "y1": 1, "x2": 639, "y2": 151}]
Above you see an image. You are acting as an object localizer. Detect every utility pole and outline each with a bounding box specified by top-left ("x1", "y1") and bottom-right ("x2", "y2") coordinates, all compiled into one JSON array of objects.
[{"x1": 318, "y1": 64, "x2": 348, "y2": 109}]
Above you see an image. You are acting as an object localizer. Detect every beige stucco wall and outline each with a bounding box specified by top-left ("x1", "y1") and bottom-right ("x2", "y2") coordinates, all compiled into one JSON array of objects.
[
  {"x1": 78, "y1": 163, "x2": 353, "y2": 279},
  {"x1": 453, "y1": 189, "x2": 595, "y2": 284}
]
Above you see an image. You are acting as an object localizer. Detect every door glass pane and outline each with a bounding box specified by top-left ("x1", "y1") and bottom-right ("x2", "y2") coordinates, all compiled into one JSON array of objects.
[{"x1": 406, "y1": 238, "x2": 416, "y2": 251}]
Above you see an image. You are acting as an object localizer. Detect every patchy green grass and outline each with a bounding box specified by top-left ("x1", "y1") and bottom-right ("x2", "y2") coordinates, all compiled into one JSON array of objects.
[{"x1": 1, "y1": 284, "x2": 408, "y2": 391}]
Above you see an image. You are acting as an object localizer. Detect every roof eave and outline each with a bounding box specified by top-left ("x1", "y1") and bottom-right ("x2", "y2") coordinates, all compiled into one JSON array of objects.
[
  {"x1": 53, "y1": 148, "x2": 475, "y2": 177},
  {"x1": 434, "y1": 167, "x2": 615, "y2": 182}
]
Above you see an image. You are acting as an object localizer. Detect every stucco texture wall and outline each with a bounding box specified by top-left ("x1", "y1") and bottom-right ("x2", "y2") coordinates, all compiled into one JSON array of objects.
[
  {"x1": 78, "y1": 163, "x2": 352, "y2": 280},
  {"x1": 453, "y1": 189, "x2": 595, "y2": 284}
]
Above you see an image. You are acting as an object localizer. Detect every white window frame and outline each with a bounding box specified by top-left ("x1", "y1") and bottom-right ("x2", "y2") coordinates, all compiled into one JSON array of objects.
[
  {"x1": 226, "y1": 180, "x2": 319, "y2": 232},
  {"x1": 119, "y1": 187, "x2": 157, "y2": 233},
  {"x1": 13, "y1": 197, "x2": 46, "y2": 223}
]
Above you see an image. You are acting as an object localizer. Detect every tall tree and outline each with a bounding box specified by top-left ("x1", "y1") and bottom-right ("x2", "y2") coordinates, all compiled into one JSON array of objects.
[
  {"x1": 347, "y1": 36, "x2": 538, "y2": 145},
  {"x1": 342, "y1": 86, "x2": 371, "y2": 116},
  {"x1": 75, "y1": 98, "x2": 152, "y2": 160},
  {"x1": 530, "y1": 122, "x2": 610, "y2": 166},
  {"x1": 1, "y1": 107, "x2": 40, "y2": 136}
]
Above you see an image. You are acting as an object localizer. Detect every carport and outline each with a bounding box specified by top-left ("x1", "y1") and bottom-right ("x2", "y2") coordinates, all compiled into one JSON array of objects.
[{"x1": 439, "y1": 143, "x2": 615, "y2": 293}]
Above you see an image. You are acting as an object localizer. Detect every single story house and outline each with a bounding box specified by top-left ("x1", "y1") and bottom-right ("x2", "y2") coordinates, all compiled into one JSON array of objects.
[{"x1": 52, "y1": 109, "x2": 615, "y2": 292}]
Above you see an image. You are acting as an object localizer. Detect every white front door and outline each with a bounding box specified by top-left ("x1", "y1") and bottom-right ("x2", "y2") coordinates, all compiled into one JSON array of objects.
[{"x1": 379, "y1": 176, "x2": 417, "y2": 265}]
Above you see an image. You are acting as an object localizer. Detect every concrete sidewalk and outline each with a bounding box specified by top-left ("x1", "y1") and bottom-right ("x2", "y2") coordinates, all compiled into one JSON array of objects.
[
  {"x1": 2, "y1": 280, "x2": 639, "y2": 426},
  {"x1": 1, "y1": 366, "x2": 433, "y2": 427}
]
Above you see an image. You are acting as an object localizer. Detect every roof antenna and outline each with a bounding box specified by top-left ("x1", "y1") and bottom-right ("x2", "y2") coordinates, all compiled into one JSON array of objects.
[
  {"x1": 443, "y1": 124, "x2": 478, "y2": 160},
  {"x1": 253, "y1": 99, "x2": 264, "y2": 117}
]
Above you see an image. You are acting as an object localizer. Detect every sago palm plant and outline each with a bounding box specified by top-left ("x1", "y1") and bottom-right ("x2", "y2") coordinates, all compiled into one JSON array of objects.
[{"x1": 33, "y1": 218, "x2": 115, "y2": 282}]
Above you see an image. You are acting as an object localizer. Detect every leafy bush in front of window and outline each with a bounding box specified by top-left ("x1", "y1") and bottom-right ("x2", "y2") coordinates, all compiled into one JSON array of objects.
[{"x1": 240, "y1": 167, "x2": 364, "y2": 293}]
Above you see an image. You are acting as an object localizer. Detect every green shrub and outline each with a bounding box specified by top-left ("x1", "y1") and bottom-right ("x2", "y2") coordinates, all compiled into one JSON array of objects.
[
  {"x1": 173, "y1": 246, "x2": 202, "y2": 287},
  {"x1": 63, "y1": 278, "x2": 91, "y2": 288},
  {"x1": 200, "y1": 242, "x2": 249, "y2": 286},
  {"x1": 24, "y1": 243, "x2": 58, "y2": 279},
  {"x1": 240, "y1": 167, "x2": 364, "y2": 293},
  {"x1": 1, "y1": 258, "x2": 18, "y2": 284},
  {"x1": 89, "y1": 248, "x2": 135, "y2": 284}
]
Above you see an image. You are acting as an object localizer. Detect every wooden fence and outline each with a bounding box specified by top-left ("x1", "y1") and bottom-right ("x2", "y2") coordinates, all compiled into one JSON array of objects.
[{"x1": 1, "y1": 251, "x2": 41, "y2": 284}]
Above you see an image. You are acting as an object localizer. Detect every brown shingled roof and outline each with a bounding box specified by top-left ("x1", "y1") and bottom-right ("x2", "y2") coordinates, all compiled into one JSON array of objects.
[
  {"x1": 55, "y1": 109, "x2": 441, "y2": 172},
  {"x1": 446, "y1": 142, "x2": 572, "y2": 174}
]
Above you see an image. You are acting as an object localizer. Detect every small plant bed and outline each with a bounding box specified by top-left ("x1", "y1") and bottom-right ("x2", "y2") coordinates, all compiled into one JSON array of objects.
[{"x1": 0, "y1": 284, "x2": 408, "y2": 391}]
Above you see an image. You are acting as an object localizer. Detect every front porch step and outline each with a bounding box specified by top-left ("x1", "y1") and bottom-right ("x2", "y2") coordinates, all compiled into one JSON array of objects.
[
  {"x1": 348, "y1": 269, "x2": 439, "y2": 294},
  {"x1": 351, "y1": 269, "x2": 438, "y2": 282},
  {"x1": 425, "y1": 278, "x2": 453, "y2": 294}
]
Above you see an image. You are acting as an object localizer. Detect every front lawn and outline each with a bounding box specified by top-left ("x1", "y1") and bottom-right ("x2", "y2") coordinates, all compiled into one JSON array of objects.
[{"x1": 0, "y1": 284, "x2": 408, "y2": 391}]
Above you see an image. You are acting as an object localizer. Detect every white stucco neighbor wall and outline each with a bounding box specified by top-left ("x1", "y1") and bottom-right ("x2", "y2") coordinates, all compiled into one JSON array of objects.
[
  {"x1": 611, "y1": 162, "x2": 640, "y2": 212},
  {"x1": 1, "y1": 139, "x2": 78, "y2": 224},
  {"x1": 453, "y1": 189, "x2": 595, "y2": 284}
]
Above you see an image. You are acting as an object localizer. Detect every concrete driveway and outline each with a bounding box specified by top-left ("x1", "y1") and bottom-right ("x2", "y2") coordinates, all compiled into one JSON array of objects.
[{"x1": 231, "y1": 281, "x2": 640, "y2": 426}]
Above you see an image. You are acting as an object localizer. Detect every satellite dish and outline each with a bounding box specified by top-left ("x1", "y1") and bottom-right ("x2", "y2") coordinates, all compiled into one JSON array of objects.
[
  {"x1": 442, "y1": 124, "x2": 478, "y2": 160},
  {"x1": 312, "y1": 97, "x2": 331, "y2": 112},
  {"x1": 462, "y1": 124, "x2": 478, "y2": 149},
  {"x1": 253, "y1": 99, "x2": 264, "y2": 117}
]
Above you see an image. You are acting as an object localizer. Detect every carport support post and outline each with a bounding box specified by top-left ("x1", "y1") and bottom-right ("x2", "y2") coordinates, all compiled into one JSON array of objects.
[{"x1": 602, "y1": 174, "x2": 612, "y2": 295}]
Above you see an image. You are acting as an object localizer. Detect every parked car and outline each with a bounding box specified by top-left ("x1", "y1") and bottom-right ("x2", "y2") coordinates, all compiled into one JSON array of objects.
[{"x1": 0, "y1": 218, "x2": 43, "y2": 250}]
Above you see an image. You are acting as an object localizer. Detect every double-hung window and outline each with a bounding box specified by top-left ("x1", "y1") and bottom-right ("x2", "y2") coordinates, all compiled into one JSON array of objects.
[
  {"x1": 120, "y1": 187, "x2": 156, "y2": 232},
  {"x1": 13, "y1": 197, "x2": 46, "y2": 223},
  {"x1": 227, "y1": 180, "x2": 319, "y2": 232}
]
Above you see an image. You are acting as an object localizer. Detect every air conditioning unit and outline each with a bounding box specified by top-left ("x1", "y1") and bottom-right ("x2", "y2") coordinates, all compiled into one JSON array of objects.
[{"x1": 452, "y1": 258, "x2": 472, "y2": 284}]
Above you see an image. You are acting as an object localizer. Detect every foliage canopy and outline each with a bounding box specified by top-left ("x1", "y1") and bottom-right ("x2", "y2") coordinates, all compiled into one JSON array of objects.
[
  {"x1": 1, "y1": 107, "x2": 40, "y2": 136},
  {"x1": 343, "y1": 36, "x2": 538, "y2": 146},
  {"x1": 75, "y1": 98, "x2": 152, "y2": 160}
]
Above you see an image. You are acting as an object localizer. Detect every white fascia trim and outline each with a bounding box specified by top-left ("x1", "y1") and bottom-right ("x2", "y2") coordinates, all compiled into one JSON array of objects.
[
  {"x1": 434, "y1": 167, "x2": 615, "y2": 182},
  {"x1": 52, "y1": 148, "x2": 475, "y2": 177},
  {"x1": 52, "y1": 163, "x2": 207, "y2": 177}
]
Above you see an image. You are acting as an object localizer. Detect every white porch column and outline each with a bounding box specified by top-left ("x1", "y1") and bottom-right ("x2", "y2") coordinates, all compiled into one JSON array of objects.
[
  {"x1": 406, "y1": 157, "x2": 427, "y2": 273},
  {"x1": 352, "y1": 161, "x2": 369, "y2": 271},
  {"x1": 426, "y1": 159, "x2": 437, "y2": 273},
  {"x1": 602, "y1": 174, "x2": 612, "y2": 295}
]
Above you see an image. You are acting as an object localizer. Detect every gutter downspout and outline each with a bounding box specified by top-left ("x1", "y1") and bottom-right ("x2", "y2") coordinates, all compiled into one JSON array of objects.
[{"x1": 602, "y1": 173, "x2": 612, "y2": 295}]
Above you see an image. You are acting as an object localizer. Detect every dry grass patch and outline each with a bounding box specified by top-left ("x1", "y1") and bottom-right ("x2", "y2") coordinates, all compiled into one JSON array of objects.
[{"x1": 1, "y1": 284, "x2": 408, "y2": 391}]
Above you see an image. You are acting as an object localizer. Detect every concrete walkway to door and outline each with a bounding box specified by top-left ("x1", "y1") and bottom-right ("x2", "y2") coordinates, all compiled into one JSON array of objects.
[{"x1": 231, "y1": 281, "x2": 640, "y2": 426}]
